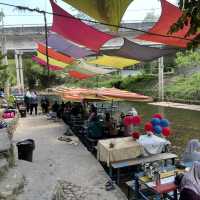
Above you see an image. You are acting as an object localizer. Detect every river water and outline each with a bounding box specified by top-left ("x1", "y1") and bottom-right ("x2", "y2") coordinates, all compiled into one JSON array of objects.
[{"x1": 117, "y1": 101, "x2": 200, "y2": 156}]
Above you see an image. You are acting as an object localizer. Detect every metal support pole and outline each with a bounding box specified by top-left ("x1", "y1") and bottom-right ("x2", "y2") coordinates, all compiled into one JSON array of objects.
[
  {"x1": 43, "y1": 12, "x2": 49, "y2": 85},
  {"x1": 158, "y1": 57, "x2": 164, "y2": 101},
  {"x1": 15, "y1": 52, "x2": 20, "y2": 88}
]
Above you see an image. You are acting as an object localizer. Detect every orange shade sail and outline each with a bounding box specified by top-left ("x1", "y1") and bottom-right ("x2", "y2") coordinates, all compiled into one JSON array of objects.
[{"x1": 38, "y1": 43, "x2": 74, "y2": 64}]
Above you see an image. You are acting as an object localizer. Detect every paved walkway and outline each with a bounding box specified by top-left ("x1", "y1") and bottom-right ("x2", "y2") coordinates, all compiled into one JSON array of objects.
[
  {"x1": 13, "y1": 115, "x2": 127, "y2": 200},
  {"x1": 149, "y1": 101, "x2": 200, "y2": 111}
]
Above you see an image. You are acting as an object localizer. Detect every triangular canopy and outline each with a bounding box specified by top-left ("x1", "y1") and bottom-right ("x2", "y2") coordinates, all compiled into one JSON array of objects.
[
  {"x1": 68, "y1": 70, "x2": 95, "y2": 80},
  {"x1": 38, "y1": 43, "x2": 74, "y2": 63},
  {"x1": 32, "y1": 56, "x2": 64, "y2": 71},
  {"x1": 32, "y1": 51, "x2": 69, "y2": 70},
  {"x1": 137, "y1": 0, "x2": 199, "y2": 48},
  {"x1": 61, "y1": 0, "x2": 133, "y2": 31},
  {"x1": 46, "y1": 33, "x2": 95, "y2": 59},
  {"x1": 50, "y1": 0, "x2": 114, "y2": 51},
  {"x1": 102, "y1": 38, "x2": 178, "y2": 61},
  {"x1": 87, "y1": 55, "x2": 139, "y2": 69}
]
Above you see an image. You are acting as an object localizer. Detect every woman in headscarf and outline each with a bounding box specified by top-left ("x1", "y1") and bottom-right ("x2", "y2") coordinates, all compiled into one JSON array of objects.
[
  {"x1": 179, "y1": 161, "x2": 200, "y2": 200},
  {"x1": 182, "y1": 139, "x2": 200, "y2": 162}
]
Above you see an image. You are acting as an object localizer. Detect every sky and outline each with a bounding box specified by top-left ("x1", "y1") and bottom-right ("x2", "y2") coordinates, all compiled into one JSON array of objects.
[{"x1": 0, "y1": 0, "x2": 178, "y2": 27}]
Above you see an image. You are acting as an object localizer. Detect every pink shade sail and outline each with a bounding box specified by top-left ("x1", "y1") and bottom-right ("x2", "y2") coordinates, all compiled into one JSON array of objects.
[
  {"x1": 137, "y1": 0, "x2": 199, "y2": 48},
  {"x1": 50, "y1": 0, "x2": 114, "y2": 52},
  {"x1": 32, "y1": 56, "x2": 64, "y2": 71}
]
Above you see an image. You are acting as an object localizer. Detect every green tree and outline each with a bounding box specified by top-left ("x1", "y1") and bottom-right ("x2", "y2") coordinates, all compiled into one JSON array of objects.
[
  {"x1": 170, "y1": 0, "x2": 200, "y2": 48},
  {"x1": 175, "y1": 50, "x2": 200, "y2": 76},
  {"x1": 0, "y1": 53, "x2": 9, "y2": 88}
]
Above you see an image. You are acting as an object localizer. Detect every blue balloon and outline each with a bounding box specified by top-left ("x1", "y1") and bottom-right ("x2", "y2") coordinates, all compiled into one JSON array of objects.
[
  {"x1": 160, "y1": 119, "x2": 169, "y2": 127},
  {"x1": 151, "y1": 118, "x2": 161, "y2": 126},
  {"x1": 153, "y1": 125, "x2": 162, "y2": 134}
]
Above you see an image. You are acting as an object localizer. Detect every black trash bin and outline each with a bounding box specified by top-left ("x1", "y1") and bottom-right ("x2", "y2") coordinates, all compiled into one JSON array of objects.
[
  {"x1": 16, "y1": 139, "x2": 35, "y2": 162},
  {"x1": 19, "y1": 108, "x2": 26, "y2": 118}
]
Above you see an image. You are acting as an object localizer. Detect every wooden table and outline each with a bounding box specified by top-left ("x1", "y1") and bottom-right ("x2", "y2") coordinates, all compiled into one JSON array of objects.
[{"x1": 97, "y1": 137, "x2": 142, "y2": 167}]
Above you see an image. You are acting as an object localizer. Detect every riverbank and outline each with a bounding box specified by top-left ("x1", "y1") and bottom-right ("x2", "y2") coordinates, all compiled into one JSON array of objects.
[
  {"x1": 149, "y1": 101, "x2": 200, "y2": 111},
  {"x1": 13, "y1": 115, "x2": 126, "y2": 200}
]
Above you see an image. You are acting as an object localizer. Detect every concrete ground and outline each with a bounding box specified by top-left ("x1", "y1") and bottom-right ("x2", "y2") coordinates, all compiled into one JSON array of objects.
[{"x1": 13, "y1": 115, "x2": 127, "y2": 200}]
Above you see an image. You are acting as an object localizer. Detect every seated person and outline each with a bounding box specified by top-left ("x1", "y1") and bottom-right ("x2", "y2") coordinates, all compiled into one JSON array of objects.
[
  {"x1": 104, "y1": 112, "x2": 118, "y2": 137},
  {"x1": 87, "y1": 119, "x2": 104, "y2": 139},
  {"x1": 175, "y1": 161, "x2": 200, "y2": 200},
  {"x1": 182, "y1": 139, "x2": 200, "y2": 162},
  {"x1": 117, "y1": 112, "x2": 125, "y2": 137},
  {"x1": 88, "y1": 104, "x2": 98, "y2": 122},
  {"x1": 47, "y1": 101, "x2": 59, "y2": 119}
]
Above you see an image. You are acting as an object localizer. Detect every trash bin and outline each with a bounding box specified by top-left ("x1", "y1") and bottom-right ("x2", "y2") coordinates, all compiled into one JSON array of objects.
[
  {"x1": 16, "y1": 139, "x2": 35, "y2": 162},
  {"x1": 19, "y1": 108, "x2": 26, "y2": 118}
]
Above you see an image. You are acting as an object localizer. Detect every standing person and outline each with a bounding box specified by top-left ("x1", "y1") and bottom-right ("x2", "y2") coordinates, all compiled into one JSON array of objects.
[
  {"x1": 30, "y1": 91, "x2": 38, "y2": 115},
  {"x1": 44, "y1": 97, "x2": 49, "y2": 114},
  {"x1": 40, "y1": 97, "x2": 46, "y2": 114},
  {"x1": 24, "y1": 89, "x2": 31, "y2": 112}
]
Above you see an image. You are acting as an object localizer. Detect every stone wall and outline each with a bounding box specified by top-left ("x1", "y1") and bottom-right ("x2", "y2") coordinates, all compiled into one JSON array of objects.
[{"x1": 0, "y1": 115, "x2": 25, "y2": 200}]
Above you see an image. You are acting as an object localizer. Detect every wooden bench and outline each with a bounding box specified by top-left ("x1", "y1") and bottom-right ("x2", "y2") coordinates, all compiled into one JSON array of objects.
[{"x1": 110, "y1": 153, "x2": 177, "y2": 184}]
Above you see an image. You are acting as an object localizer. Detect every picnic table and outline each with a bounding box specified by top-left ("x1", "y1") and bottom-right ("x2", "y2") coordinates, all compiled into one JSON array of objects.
[
  {"x1": 126, "y1": 169, "x2": 180, "y2": 200},
  {"x1": 97, "y1": 135, "x2": 176, "y2": 184},
  {"x1": 126, "y1": 164, "x2": 191, "y2": 200}
]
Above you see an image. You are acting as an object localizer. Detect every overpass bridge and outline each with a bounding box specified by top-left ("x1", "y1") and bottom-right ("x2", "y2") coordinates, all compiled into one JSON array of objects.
[{"x1": 2, "y1": 22, "x2": 154, "y2": 51}]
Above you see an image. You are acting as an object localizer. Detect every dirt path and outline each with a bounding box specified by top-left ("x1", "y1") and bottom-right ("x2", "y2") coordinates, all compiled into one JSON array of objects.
[{"x1": 13, "y1": 115, "x2": 126, "y2": 200}]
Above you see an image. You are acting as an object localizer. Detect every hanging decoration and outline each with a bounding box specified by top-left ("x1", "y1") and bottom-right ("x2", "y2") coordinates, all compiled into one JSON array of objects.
[
  {"x1": 68, "y1": 70, "x2": 95, "y2": 80},
  {"x1": 136, "y1": 0, "x2": 199, "y2": 48},
  {"x1": 50, "y1": 0, "x2": 114, "y2": 52},
  {"x1": 37, "y1": 43, "x2": 74, "y2": 64},
  {"x1": 87, "y1": 55, "x2": 139, "y2": 69},
  {"x1": 102, "y1": 38, "x2": 178, "y2": 62},
  {"x1": 46, "y1": 33, "x2": 95, "y2": 59},
  {"x1": 36, "y1": 51, "x2": 69, "y2": 68},
  {"x1": 32, "y1": 56, "x2": 64, "y2": 71}
]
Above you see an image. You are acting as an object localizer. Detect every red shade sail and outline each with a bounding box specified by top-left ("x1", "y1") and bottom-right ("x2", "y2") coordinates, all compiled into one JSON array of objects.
[
  {"x1": 137, "y1": 0, "x2": 199, "y2": 48},
  {"x1": 38, "y1": 43, "x2": 74, "y2": 64},
  {"x1": 68, "y1": 70, "x2": 95, "y2": 80},
  {"x1": 50, "y1": 0, "x2": 114, "y2": 52}
]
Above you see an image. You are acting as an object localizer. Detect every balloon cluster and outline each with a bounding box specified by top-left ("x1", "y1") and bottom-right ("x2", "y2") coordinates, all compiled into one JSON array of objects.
[
  {"x1": 144, "y1": 113, "x2": 171, "y2": 137},
  {"x1": 123, "y1": 115, "x2": 141, "y2": 126},
  {"x1": 123, "y1": 115, "x2": 142, "y2": 140}
]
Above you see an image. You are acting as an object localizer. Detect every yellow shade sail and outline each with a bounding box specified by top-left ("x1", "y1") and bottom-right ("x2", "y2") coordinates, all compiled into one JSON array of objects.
[
  {"x1": 87, "y1": 55, "x2": 139, "y2": 69},
  {"x1": 37, "y1": 51, "x2": 69, "y2": 68},
  {"x1": 62, "y1": 0, "x2": 133, "y2": 31}
]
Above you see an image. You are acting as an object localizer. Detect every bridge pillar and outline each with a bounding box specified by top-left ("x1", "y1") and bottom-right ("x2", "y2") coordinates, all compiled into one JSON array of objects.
[
  {"x1": 15, "y1": 51, "x2": 24, "y2": 94},
  {"x1": 19, "y1": 53, "x2": 24, "y2": 94}
]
